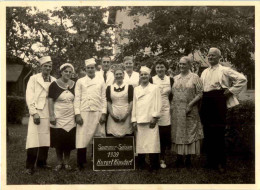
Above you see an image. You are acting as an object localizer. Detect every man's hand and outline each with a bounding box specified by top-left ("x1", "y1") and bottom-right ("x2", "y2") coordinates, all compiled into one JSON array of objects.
[
  {"x1": 224, "y1": 89, "x2": 233, "y2": 98},
  {"x1": 150, "y1": 117, "x2": 158, "y2": 129},
  {"x1": 33, "y1": 113, "x2": 40, "y2": 125},
  {"x1": 75, "y1": 114, "x2": 83, "y2": 126},
  {"x1": 99, "y1": 113, "x2": 107, "y2": 124},
  {"x1": 50, "y1": 116, "x2": 56, "y2": 125}
]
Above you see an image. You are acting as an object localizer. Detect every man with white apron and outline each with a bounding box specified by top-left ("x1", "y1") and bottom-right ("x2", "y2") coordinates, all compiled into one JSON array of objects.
[
  {"x1": 25, "y1": 56, "x2": 56, "y2": 175},
  {"x1": 132, "y1": 66, "x2": 162, "y2": 172},
  {"x1": 74, "y1": 58, "x2": 107, "y2": 170}
]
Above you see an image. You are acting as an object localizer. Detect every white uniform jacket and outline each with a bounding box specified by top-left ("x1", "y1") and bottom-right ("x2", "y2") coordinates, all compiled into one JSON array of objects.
[
  {"x1": 201, "y1": 64, "x2": 247, "y2": 108},
  {"x1": 96, "y1": 69, "x2": 114, "y2": 87},
  {"x1": 74, "y1": 74, "x2": 107, "y2": 115},
  {"x1": 123, "y1": 71, "x2": 140, "y2": 88},
  {"x1": 132, "y1": 83, "x2": 162, "y2": 123},
  {"x1": 25, "y1": 73, "x2": 56, "y2": 149}
]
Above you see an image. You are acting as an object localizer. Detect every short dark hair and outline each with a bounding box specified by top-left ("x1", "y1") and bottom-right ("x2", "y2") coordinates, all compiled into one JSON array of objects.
[{"x1": 154, "y1": 58, "x2": 168, "y2": 70}]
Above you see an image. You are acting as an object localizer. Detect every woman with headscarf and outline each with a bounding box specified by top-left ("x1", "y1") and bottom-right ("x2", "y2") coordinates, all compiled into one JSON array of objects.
[
  {"x1": 171, "y1": 56, "x2": 204, "y2": 168},
  {"x1": 106, "y1": 64, "x2": 134, "y2": 137},
  {"x1": 48, "y1": 63, "x2": 76, "y2": 171}
]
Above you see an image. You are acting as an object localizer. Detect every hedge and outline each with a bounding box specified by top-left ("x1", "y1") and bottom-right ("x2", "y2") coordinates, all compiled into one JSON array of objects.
[
  {"x1": 7, "y1": 96, "x2": 27, "y2": 124},
  {"x1": 226, "y1": 100, "x2": 255, "y2": 156}
]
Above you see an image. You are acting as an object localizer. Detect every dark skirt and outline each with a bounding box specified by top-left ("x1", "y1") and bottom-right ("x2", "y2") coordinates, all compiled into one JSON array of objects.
[{"x1": 50, "y1": 127, "x2": 76, "y2": 151}]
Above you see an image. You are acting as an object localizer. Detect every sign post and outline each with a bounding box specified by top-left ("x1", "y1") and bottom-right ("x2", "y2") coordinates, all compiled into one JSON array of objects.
[{"x1": 93, "y1": 136, "x2": 135, "y2": 171}]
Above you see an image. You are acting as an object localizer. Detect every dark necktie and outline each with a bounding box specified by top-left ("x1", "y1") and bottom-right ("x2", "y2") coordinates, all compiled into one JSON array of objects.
[{"x1": 104, "y1": 71, "x2": 107, "y2": 82}]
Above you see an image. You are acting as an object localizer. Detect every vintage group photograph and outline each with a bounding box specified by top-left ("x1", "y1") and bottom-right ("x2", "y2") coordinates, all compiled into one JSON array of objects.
[{"x1": 5, "y1": 4, "x2": 255, "y2": 186}]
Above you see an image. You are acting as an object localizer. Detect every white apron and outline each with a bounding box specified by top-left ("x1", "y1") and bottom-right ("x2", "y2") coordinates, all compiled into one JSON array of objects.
[
  {"x1": 136, "y1": 123, "x2": 160, "y2": 153},
  {"x1": 76, "y1": 111, "x2": 105, "y2": 148},
  {"x1": 152, "y1": 75, "x2": 171, "y2": 126},
  {"x1": 26, "y1": 83, "x2": 50, "y2": 149},
  {"x1": 107, "y1": 84, "x2": 132, "y2": 137}
]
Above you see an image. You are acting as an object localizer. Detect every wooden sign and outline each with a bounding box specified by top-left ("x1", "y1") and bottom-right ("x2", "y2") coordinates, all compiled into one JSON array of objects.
[{"x1": 93, "y1": 136, "x2": 135, "y2": 171}]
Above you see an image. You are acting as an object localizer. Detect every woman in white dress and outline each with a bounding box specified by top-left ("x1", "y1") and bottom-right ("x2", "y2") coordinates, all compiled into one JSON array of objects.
[
  {"x1": 150, "y1": 58, "x2": 174, "y2": 169},
  {"x1": 132, "y1": 66, "x2": 162, "y2": 172},
  {"x1": 48, "y1": 63, "x2": 76, "y2": 171},
  {"x1": 106, "y1": 65, "x2": 134, "y2": 137},
  {"x1": 123, "y1": 56, "x2": 140, "y2": 88}
]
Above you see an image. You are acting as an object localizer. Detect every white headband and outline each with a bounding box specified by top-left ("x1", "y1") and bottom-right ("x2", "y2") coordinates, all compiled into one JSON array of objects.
[
  {"x1": 39, "y1": 56, "x2": 52, "y2": 65},
  {"x1": 85, "y1": 58, "x2": 96, "y2": 66},
  {"x1": 60, "y1": 63, "x2": 74, "y2": 72},
  {"x1": 140, "y1": 66, "x2": 151, "y2": 74}
]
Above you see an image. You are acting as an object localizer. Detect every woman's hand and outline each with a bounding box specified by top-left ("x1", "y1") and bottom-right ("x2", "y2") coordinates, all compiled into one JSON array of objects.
[
  {"x1": 186, "y1": 104, "x2": 192, "y2": 114},
  {"x1": 50, "y1": 115, "x2": 56, "y2": 125},
  {"x1": 110, "y1": 113, "x2": 120, "y2": 122},
  {"x1": 120, "y1": 113, "x2": 129, "y2": 123},
  {"x1": 75, "y1": 114, "x2": 83, "y2": 126}
]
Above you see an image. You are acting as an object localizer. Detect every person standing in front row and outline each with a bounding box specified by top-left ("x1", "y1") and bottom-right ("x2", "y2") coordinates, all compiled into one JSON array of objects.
[
  {"x1": 123, "y1": 56, "x2": 140, "y2": 88},
  {"x1": 25, "y1": 56, "x2": 56, "y2": 175},
  {"x1": 150, "y1": 58, "x2": 174, "y2": 169},
  {"x1": 48, "y1": 63, "x2": 76, "y2": 171},
  {"x1": 106, "y1": 65, "x2": 134, "y2": 137},
  {"x1": 171, "y1": 56, "x2": 204, "y2": 168},
  {"x1": 200, "y1": 48, "x2": 247, "y2": 173},
  {"x1": 97, "y1": 56, "x2": 114, "y2": 86},
  {"x1": 74, "y1": 58, "x2": 107, "y2": 171},
  {"x1": 132, "y1": 66, "x2": 162, "y2": 172}
]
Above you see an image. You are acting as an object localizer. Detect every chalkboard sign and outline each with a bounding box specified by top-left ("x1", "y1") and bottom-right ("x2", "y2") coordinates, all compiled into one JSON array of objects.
[{"x1": 93, "y1": 136, "x2": 135, "y2": 171}]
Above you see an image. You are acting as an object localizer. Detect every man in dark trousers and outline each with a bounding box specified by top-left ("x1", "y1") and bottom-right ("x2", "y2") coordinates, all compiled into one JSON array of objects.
[{"x1": 200, "y1": 48, "x2": 247, "y2": 173}]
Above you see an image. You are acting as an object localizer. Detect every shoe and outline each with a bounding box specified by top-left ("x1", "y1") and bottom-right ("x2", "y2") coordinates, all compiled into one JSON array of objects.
[
  {"x1": 64, "y1": 164, "x2": 72, "y2": 171},
  {"x1": 175, "y1": 155, "x2": 184, "y2": 168},
  {"x1": 160, "y1": 160, "x2": 167, "y2": 169},
  {"x1": 75, "y1": 164, "x2": 84, "y2": 171},
  {"x1": 38, "y1": 165, "x2": 52, "y2": 169},
  {"x1": 25, "y1": 168, "x2": 33, "y2": 175},
  {"x1": 54, "y1": 164, "x2": 63, "y2": 171}
]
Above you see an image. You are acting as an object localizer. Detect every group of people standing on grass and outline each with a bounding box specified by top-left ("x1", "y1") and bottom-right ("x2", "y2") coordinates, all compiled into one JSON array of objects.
[{"x1": 24, "y1": 47, "x2": 247, "y2": 175}]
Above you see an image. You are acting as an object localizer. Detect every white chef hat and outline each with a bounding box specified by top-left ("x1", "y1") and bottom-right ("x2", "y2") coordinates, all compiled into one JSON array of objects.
[
  {"x1": 140, "y1": 66, "x2": 151, "y2": 75},
  {"x1": 85, "y1": 58, "x2": 96, "y2": 66},
  {"x1": 60, "y1": 63, "x2": 75, "y2": 72},
  {"x1": 39, "y1": 56, "x2": 52, "y2": 65}
]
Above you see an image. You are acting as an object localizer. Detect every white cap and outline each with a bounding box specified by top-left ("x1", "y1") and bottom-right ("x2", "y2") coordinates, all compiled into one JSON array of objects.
[
  {"x1": 85, "y1": 58, "x2": 96, "y2": 66},
  {"x1": 60, "y1": 63, "x2": 74, "y2": 72},
  {"x1": 39, "y1": 56, "x2": 52, "y2": 65},
  {"x1": 140, "y1": 66, "x2": 151, "y2": 74}
]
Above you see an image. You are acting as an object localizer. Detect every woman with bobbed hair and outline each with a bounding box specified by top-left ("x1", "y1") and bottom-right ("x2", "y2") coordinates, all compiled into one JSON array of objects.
[
  {"x1": 150, "y1": 58, "x2": 173, "y2": 169},
  {"x1": 48, "y1": 63, "x2": 76, "y2": 171},
  {"x1": 171, "y1": 56, "x2": 204, "y2": 168}
]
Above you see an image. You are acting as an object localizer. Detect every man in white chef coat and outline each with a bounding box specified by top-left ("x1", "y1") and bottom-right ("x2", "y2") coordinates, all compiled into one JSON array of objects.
[
  {"x1": 97, "y1": 56, "x2": 114, "y2": 86},
  {"x1": 74, "y1": 58, "x2": 107, "y2": 170},
  {"x1": 132, "y1": 66, "x2": 162, "y2": 172},
  {"x1": 200, "y1": 47, "x2": 247, "y2": 173},
  {"x1": 25, "y1": 56, "x2": 56, "y2": 175}
]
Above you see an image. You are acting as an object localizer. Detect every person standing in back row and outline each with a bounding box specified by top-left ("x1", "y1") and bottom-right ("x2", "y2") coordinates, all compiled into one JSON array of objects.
[
  {"x1": 97, "y1": 56, "x2": 114, "y2": 86},
  {"x1": 200, "y1": 47, "x2": 247, "y2": 173},
  {"x1": 25, "y1": 56, "x2": 56, "y2": 175}
]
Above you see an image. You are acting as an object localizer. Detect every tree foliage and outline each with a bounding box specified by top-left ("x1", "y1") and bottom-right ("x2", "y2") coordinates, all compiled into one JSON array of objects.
[
  {"x1": 6, "y1": 7, "x2": 113, "y2": 77},
  {"x1": 116, "y1": 6, "x2": 254, "y2": 75}
]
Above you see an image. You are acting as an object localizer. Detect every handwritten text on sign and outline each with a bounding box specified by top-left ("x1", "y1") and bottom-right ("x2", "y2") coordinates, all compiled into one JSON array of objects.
[{"x1": 93, "y1": 137, "x2": 135, "y2": 171}]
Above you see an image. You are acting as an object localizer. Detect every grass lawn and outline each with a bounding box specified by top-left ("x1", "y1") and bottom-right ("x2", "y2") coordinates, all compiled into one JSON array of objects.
[{"x1": 6, "y1": 124, "x2": 255, "y2": 184}]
